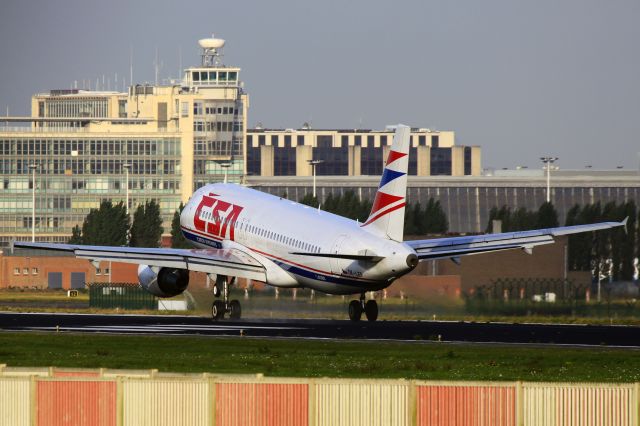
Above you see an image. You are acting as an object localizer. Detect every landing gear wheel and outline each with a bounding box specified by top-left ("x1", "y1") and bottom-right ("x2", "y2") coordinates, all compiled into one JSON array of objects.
[
  {"x1": 212, "y1": 300, "x2": 225, "y2": 320},
  {"x1": 213, "y1": 285, "x2": 221, "y2": 297},
  {"x1": 348, "y1": 300, "x2": 362, "y2": 322},
  {"x1": 229, "y1": 300, "x2": 241, "y2": 319},
  {"x1": 364, "y1": 300, "x2": 378, "y2": 322}
]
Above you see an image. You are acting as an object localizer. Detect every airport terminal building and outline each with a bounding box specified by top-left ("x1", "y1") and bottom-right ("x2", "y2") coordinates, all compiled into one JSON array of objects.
[
  {"x1": 1, "y1": 35, "x2": 638, "y2": 246},
  {"x1": 0, "y1": 37, "x2": 481, "y2": 247}
]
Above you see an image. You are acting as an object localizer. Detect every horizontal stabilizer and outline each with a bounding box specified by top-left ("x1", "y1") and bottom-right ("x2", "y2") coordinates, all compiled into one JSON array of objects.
[{"x1": 289, "y1": 252, "x2": 384, "y2": 262}]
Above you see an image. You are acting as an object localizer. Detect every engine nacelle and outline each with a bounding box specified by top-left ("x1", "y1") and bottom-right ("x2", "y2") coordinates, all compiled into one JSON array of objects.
[{"x1": 137, "y1": 264, "x2": 189, "y2": 297}]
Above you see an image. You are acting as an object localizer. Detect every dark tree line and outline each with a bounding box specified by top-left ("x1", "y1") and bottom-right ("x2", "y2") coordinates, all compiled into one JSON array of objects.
[
  {"x1": 299, "y1": 191, "x2": 448, "y2": 236},
  {"x1": 170, "y1": 202, "x2": 191, "y2": 248},
  {"x1": 69, "y1": 200, "x2": 164, "y2": 248},
  {"x1": 486, "y1": 202, "x2": 559, "y2": 233},
  {"x1": 486, "y1": 201, "x2": 638, "y2": 282},
  {"x1": 565, "y1": 201, "x2": 637, "y2": 281}
]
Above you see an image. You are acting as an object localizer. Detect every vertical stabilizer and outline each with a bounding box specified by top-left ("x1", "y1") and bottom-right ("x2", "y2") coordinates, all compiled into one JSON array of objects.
[{"x1": 361, "y1": 124, "x2": 410, "y2": 241}]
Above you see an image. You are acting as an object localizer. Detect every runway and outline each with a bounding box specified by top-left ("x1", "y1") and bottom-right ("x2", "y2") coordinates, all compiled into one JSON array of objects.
[{"x1": 2, "y1": 312, "x2": 640, "y2": 347}]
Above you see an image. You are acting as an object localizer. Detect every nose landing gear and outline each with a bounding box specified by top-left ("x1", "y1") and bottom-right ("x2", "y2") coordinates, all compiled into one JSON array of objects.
[
  {"x1": 211, "y1": 275, "x2": 242, "y2": 321},
  {"x1": 348, "y1": 293, "x2": 378, "y2": 322}
]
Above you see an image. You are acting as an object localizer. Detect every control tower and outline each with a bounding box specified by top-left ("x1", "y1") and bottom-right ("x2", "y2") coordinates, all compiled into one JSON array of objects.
[{"x1": 182, "y1": 35, "x2": 247, "y2": 189}]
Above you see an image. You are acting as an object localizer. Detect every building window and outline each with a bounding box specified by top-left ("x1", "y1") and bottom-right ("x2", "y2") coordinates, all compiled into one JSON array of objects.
[
  {"x1": 431, "y1": 147, "x2": 452, "y2": 175},
  {"x1": 314, "y1": 136, "x2": 348, "y2": 176},
  {"x1": 432, "y1": 135, "x2": 439, "y2": 148},
  {"x1": 13, "y1": 268, "x2": 20, "y2": 275},
  {"x1": 23, "y1": 268, "x2": 29, "y2": 275},
  {"x1": 361, "y1": 145, "x2": 383, "y2": 176},
  {"x1": 96, "y1": 268, "x2": 101, "y2": 275},
  {"x1": 464, "y1": 146, "x2": 472, "y2": 175},
  {"x1": 181, "y1": 102, "x2": 189, "y2": 117},
  {"x1": 274, "y1": 147, "x2": 296, "y2": 176},
  {"x1": 246, "y1": 140, "x2": 261, "y2": 176},
  {"x1": 118, "y1": 100, "x2": 127, "y2": 118},
  {"x1": 408, "y1": 146, "x2": 417, "y2": 175},
  {"x1": 32, "y1": 268, "x2": 38, "y2": 275}
]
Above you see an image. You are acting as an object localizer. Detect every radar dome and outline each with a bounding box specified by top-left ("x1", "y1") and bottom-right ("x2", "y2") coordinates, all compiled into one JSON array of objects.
[{"x1": 199, "y1": 38, "x2": 225, "y2": 50}]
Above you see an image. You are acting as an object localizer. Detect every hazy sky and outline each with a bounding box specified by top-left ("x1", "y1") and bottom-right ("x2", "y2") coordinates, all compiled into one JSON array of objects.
[{"x1": 1, "y1": 0, "x2": 639, "y2": 170}]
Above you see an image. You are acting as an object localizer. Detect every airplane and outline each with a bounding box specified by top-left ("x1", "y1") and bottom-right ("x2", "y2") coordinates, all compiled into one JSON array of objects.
[{"x1": 14, "y1": 125, "x2": 627, "y2": 322}]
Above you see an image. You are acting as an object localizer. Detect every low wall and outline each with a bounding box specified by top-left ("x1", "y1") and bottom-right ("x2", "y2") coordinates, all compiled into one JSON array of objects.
[{"x1": 0, "y1": 365, "x2": 637, "y2": 425}]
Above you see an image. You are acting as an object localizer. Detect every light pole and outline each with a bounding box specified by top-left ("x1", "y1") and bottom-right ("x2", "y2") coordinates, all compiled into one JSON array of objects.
[
  {"x1": 122, "y1": 163, "x2": 132, "y2": 250},
  {"x1": 122, "y1": 163, "x2": 132, "y2": 215},
  {"x1": 540, "y1": 157, "x2": 558, "y2": 203},
  {"x1": 307, "y1": 159, "x2": 324, "y2": 198},
  {"x1": 28, "y1": 163, "x2": 38, "y2": 242},
  {"x1": 220, "y1": 162, "x2": 231, "y2": 184}
]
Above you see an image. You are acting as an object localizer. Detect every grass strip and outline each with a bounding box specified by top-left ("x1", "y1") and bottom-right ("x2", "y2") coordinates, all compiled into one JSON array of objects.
[{"x1": 1, "y1": 332, "x2": 639, "y2": 382}]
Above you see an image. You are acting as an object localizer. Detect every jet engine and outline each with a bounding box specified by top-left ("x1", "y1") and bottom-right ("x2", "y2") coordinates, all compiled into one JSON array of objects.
[{"x1": 137, "y1": 264, "x2": 189, "y2": 297}]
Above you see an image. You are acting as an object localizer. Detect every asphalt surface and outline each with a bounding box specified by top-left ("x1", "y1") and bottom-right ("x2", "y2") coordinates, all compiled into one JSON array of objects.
[{"x1": 2, "y1": 312, "x2": 640, "y2": 347}]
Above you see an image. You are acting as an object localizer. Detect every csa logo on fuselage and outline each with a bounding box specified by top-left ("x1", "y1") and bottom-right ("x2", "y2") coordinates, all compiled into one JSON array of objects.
[{"x1": 193, "y1": 193, "x2": 244, "y2": 240}]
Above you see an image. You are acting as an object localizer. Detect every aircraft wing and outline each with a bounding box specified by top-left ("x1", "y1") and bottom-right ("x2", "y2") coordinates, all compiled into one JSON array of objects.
[
  {"x1": 406, "y1": 219, "x2": 627, "y2": 261},
  {"x1": 11, "y1": 242, "x2": 266, "y2": 281}
]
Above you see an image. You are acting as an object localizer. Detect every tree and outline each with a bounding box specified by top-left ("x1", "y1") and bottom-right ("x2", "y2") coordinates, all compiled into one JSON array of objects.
[
  {"x1": 81, "y1": 200, "x2": 129, "y2": 246},
  {"x1": 404, "y1": 203, "x2": 417, "y2": 236},
  {"x1": 536, "y1": 202, "x2": 559, "y2": 228},
  {"x1": 68, "y1": 225, "x2": 83, "y2": 244},
  {"x1": 130, "y1": 200, "x2": 163, "y2": 248},
  {"x1": 617, "y1": 201, "x2": 636, "y2": 281},
  {"x1": 170, "y1": 202, "x2": 191, "y2": 248},
  {"x1": 511, "y1": 207, "x2": 536, "y2": 231},
  {"x1": 486, "y1": 205, "x2": 512, "y2": 233},
  {"x1": 565, "y1": 204, "x2": 583, "y2": 271},
  {"x1": 412, "y1": 202, "x2": 424, "y2": 234},
  {"x1": 299, "y1": 193, "x2": 319, "y2": 208},
  {"x1": 423, "y1": 198, "x2": 448, "y2": 234}
]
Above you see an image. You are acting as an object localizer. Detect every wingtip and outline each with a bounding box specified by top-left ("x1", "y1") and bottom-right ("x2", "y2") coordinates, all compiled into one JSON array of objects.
[{"x1": 621, "y1": 216, "x2": 629, "y2": 234}]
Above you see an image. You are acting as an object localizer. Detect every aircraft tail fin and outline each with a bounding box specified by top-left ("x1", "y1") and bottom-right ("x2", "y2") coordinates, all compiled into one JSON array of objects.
[{"x1": 360, "y1": 124, "x2": 410, "y2": 242}]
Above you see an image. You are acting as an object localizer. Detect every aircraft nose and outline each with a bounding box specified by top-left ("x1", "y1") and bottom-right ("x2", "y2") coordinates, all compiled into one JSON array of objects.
[{"x1": 406, "y1": 253, "x2": 419, "y2": 269}]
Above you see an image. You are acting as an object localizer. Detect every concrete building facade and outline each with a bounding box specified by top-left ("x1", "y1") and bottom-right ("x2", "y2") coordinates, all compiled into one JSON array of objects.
[
  {"x1": 247, "y1": 171, "x2": 640, "y2": 233},
  {"x1": 246, "y1": 128, "x2": 481, "y2": 178},
  {"x1": 0, "y1": 37, "x2": 247, "y2": 247}
]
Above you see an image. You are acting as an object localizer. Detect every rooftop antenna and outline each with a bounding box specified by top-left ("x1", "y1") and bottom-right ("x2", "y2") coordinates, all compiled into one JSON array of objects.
[
  {"x1": 178, "y1": 45, "x2": 182, "y2": 80},
  {"x1": 155, "y1": 47, "x2": 159, "y2": 86},
  {"x1": 198, "y1": 34, "x2": 225, "y2": 67},
  {"x1": 129, "y1": 45, "x2": 134, "y2": 87}
]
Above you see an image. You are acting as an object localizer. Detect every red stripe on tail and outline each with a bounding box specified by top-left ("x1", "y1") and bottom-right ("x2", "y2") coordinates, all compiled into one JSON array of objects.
[
  {"x1": 386, "y1": 150, "x2": 408, "y2": 166},
  {"x1": 370, "y1": 192, "x2": 404, "y2": 215}
]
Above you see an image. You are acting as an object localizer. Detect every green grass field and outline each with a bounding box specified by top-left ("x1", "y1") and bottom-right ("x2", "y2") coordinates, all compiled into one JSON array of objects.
[{"x1": 1, "y1": 332, "x2": 639, "y2": 382}]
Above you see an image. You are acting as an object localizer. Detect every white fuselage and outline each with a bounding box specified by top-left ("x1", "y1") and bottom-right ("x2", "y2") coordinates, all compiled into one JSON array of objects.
[{"x1": 179, "y1": 183, "x2": 417, "y2": 295}]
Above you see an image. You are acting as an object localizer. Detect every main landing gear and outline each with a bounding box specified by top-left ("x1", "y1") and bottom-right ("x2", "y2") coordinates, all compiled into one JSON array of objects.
[
  {"x1": 211, "y1": 275, "x2": 242, "y2": 321},
  {"x1": 348, "y1": 293, "x2": 378, "y2": 322}
]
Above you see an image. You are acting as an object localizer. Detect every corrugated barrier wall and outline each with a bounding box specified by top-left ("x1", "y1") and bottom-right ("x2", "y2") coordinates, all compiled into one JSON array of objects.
[{"x1": 1, "y1": 365, "x2": 639, "y2": 426}]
